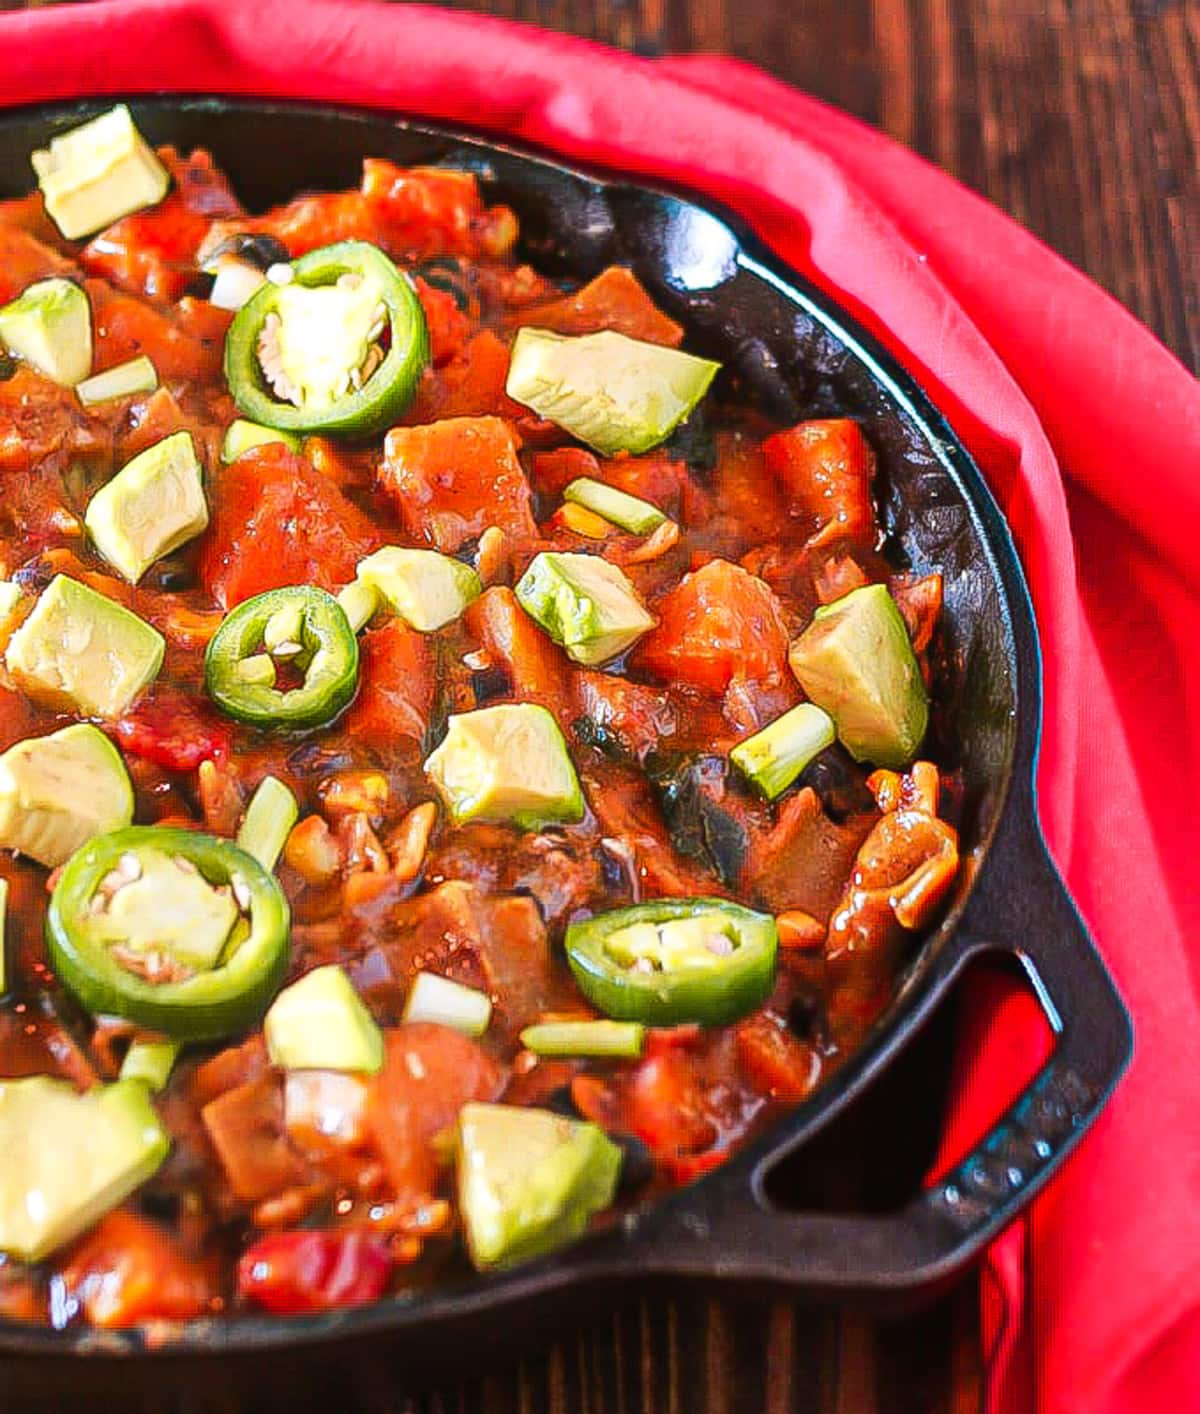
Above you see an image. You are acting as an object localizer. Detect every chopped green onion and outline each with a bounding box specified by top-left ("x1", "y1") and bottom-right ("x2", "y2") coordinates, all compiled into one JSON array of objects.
[
  {"x1": 730, "y1": 702, "x2": 836, "y2": 800},
  {"x1": 221, "y1": 419, "x2": 301, "y2": 464},
  {"x1": 0, "y1": 878, "x2": 8, "y2": 996},
  {"x1": 75, "y1": 355, "x2": 158, "y2": 407},
  {"x1": 562, "y1": 477, "x2": 666, "y2": 536},
  {"x1": 402, "y1": 971, "x2": 492, "y2": 1037},
  {"x1": 519, "y1": 1019, "x2": 645, "y2": 1058},
  {"x1": 119, "y1": 1039, "x2": 179, "y2": 1092},
  {"x1": 237, "y1": 776, "x2": 299, "y2": 872},
  {"x1": 337, "y1": 577, "x2": 379, "y2": 634}
]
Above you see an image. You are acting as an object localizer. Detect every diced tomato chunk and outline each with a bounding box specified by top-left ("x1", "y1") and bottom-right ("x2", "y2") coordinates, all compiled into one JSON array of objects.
[
  {"x1": 201, "y1": 1073, "x2": 310, "y2": 1203},
  {"x1": 574, "y1": 671, "x2": 676, "y2": 760},
  {"x1": 464, "y1": 586, "x2": 569, "y2": 712},
  {"x1": 256, "y1": 192, "x2": 381, "y2": 257},
  {"x1": 366, "y1": 1023, "x2": 504, "y2": 1203},
  {"x1": 81, "y1": 148, "x2": 242, "y2": 302},
  {"x1": 61, "y1": 1211, "x2": 215, "y2": 1328},
  {"x1": 734, "y1": 1014, "x2": 818, "y2": 1103},
  {"x1": 115, "y1": 385, "x2": 222, "y2": 469},
  {"x1": 599, "y1": 452, "x2": 690, "y2": 517},
  {"x1": 889, "y1": 571, "x2": 943, "y2": 655},
  {"x1": 405, "y1": 330, "x2": 525, "y2": 424},
  {"x1": 529, "y1": 446, "x2": 602, "y2": 503},
  {"x1": 361, "y1": 160, "x2": 516, "y2": 259},
  {"x1": 86, "y1": 279, "x2": 224, "y2": 380},
  {"x1": 413, "y1": 276, "x2": 472, "y2": 368},
  {"x1": 0, "y1": 226, "x2": 77, "y2": 305},
  {"x1": 380, "y1": 416, "x2": 535, "y2": 552},
  {"x1": 740, "y1": 786, "x2": 870, "y2": 920},
  {"x1": 200, "y1": 445, "x2": 381, "y2": 607},
  {"x1": 761, "y1": 419, "x2": 875, "y2": 551},
  {"x1": 238, "y1": 1229, "x2": 391, "y2": 1315},
  {"x1": 113, "y1": 686, "x2": 231, "y2": 772},
  {"x1": 0, "y1": 366, "x2": 106, "y2": 477},
  {"x1": 191, "y1": 1035, "x2": 269, "y2": 1106},
  {"x1": 635, "y1": 558, "x2": 791, "y2": 694},
  {"x1": 519, "y1": 266, "x2": 683, "y2": 347},
  {"x1": 624, "y1": 1051, "x2": 717, "y2": 1161},
  {"x1": 343, "y1": 620, "x2": 434, "y2": 748}
]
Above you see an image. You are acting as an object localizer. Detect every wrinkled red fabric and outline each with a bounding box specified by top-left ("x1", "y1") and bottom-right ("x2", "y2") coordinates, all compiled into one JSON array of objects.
[{"x1": 2, "y1": 3, "x2": 1197, "y2": 1409}]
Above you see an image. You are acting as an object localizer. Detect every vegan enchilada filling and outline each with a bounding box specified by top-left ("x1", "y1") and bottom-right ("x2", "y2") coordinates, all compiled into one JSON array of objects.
[{"x1": 0, "y1": 106, "x2": 959, "y2": 1326}]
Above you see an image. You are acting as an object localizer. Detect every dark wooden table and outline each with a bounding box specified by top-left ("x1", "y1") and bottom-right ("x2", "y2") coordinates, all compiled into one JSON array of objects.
[{"x1": 3, "y1": 3, "x2": 1195, "y2": 1412}]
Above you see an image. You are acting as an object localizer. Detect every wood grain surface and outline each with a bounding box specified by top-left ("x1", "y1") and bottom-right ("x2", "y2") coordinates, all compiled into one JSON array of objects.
[{"x1": 2, "y1": 3, "x2": 1194, "y2": 1413}]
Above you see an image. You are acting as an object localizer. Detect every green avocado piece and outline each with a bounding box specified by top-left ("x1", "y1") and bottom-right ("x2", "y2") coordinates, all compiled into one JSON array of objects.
[
  {"x1": 0, "y1": 278, "x2": 92, "y2": 387},
  {"x1": 0, "y1": 1076, "x2": 169, "y2": 1262},
  {"x1": 85, "y1": 430, "x2": 209, "y2": 584},
  {"x1": 0, "y1": 723, "x2": 133, "y2": 868},
  {"x1": 506, "y1": 327, "x2": 720, "y2": 456},
  {"x1": 514, "y1": 551, "x2": 655, "y2": 666},
  {"x1": 5, "y1": 574, "x2": 165, "y2": 719},
  {"x1": 264, "y1": 964, "x2": 384, "y2": 1074},
  {"x1": 75, "y1": 354, "x2": 158, "y2": 408},
  {"x1": 86, "y1": 848, "x2": 239, "y2": 972},
  {"x1": 356, "y1": 546, "x2": 482, "y2": 632},
  {"x1": 32, "y1": 104, "x2": 171, "y2": 242},
  {"x1": 424, "y1": 703, "x2": 584, "y2": 829},
  {"x1": 788, "y1": 584, "x2": 929, "y2": 768},
  {"x1": 457, "y1": 1102, "x2": 622, "y2": 1270},
  {"x1": 221, "y1": 419, "x2": 301, "y2": 463}
]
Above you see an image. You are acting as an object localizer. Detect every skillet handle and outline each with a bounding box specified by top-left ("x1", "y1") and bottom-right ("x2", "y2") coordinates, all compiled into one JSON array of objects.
[{"x1": 634, "y1": 829, "x2": 1132, "y2": 1291}]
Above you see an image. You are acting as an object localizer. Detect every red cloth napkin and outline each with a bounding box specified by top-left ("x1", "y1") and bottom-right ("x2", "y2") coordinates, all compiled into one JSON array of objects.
[{"x1": 3, "y1": 3, "x2": 1198, "y2": 1408}]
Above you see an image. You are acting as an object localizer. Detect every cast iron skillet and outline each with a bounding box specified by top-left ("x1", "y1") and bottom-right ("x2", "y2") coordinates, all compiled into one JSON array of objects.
[{"x1": 0, "y1": 99, "x2": 1130, "y2": 1405}]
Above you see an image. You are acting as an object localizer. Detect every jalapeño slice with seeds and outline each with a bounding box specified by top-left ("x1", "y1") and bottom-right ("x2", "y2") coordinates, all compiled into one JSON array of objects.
[
  {"x1": 46, "y1": 826, "x2": 290, "y2": 1042},
  {"x1": 564, "y1": 898, "x2": 778, "y2": 1028},
  {"x1": 224, "y1": 240, "x2": 429, "y2": 438},
  {"x1": 205, "y1": 586, "x2": 359, "y2": 730}
]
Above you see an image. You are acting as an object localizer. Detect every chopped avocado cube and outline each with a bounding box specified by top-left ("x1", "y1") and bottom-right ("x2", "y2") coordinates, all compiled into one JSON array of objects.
[
  {"x1": 86, "y1": 848, "x2": 239, "y2": 972},
  {"x1": 5, "y1": 574, "x2": 165, "y2": 719},
  {"x1": 424, "y1": 703, "x2": 584, "y2": 829},
  {"x1": 85, "y1": 431, "x2": 209, "y2": 584},
  {"x1": 457, "y1": 1102, "x2": 621, "y2": 1270},
  {"x1": 730, "y1": 701, "x2": 836, "y2": 800},
  {"x1": 221, "y1": 419, "x2": 300, "y2": 463},
  {"x1": 0, "y1": 1076, "x2": 169, "y2": 1262},
  {"x1": 562, "y1": 477, "x2": 666, "y2": 536},
  {"x1": 0, "y1": 723, "x2": 133, "y2": 868},
  {"x1": 264, "y1": 964, "x2": 384, "y2": 1074},
  {"x1": 402, "y1": 971, "x2": 493, "y2": 1037},
  {"x1": 788, "y1": 584, "x2": 929, "y2": 768},
  {"x1": 356, "y1": 546, "x2": 482, "y2": 632},
  {"x1": 506, "y1": 327, "x2": 720, "y2": 456},
  {"x1": 32, "y1": 104, "x2": 170, "y2": 241},
  {"x1": 75, "y1": 354, "x2": 157, "y2": 407},
  {"x1": 515, "y1": 551, "x2": 655, "y2": 666},
  {"x1": 0, "y1": 278, "x2": 91, "y2": 387}
]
